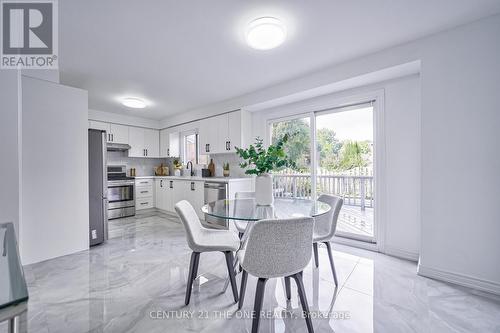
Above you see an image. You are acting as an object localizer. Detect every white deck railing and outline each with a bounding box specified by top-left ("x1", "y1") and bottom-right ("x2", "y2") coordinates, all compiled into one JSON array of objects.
[{"x1": 272, "y1": 172, "x2": 374, "y2": 210}]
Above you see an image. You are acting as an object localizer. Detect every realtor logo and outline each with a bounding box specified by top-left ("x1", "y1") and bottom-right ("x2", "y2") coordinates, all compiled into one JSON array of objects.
[{"x1": 1, "y1": 0, "x2": 58, "y2": 69}]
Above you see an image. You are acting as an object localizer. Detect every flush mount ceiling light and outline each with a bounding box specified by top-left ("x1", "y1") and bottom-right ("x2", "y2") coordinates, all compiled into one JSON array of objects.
[
  {"x1": 121, "y1": 97, "x2": 147, "y2": 109},
  {"x1": 246, "y1": 17, "x2": 286, "y2": 50}
]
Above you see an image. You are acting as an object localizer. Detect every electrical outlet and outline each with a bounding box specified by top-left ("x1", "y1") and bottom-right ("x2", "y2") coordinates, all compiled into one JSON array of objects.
[{"x1": 91, "y1": 230, "x2": 97, "y2": 239}]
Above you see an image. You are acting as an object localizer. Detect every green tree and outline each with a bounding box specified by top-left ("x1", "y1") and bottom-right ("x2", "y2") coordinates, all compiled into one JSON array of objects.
[
  {"x1": 271, "y1": 119, "x2": 310, "y2": 172},
  {"x1": 316, "y1": 128, "x2": 342, "y2": 171},
  {"x1": 338, "y1": 141, "x2": 367, "y2": 170}
]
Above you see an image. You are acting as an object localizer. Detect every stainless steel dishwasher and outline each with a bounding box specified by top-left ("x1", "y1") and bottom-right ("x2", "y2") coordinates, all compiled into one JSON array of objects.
[{"x1": 204, "y1": 182, "x2": 228, "y2": 228}]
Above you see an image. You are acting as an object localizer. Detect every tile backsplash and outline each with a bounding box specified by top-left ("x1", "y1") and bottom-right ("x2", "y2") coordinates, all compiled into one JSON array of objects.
[
  {"x1": 107, "y1": 151, "x2": 248, "y2": 178},
  {"x1": 209, "y1": 153, "x2": 247, "y2": 178},
  {"x1": 107, "y1": 151, "x2": 171, "y2": 176}
]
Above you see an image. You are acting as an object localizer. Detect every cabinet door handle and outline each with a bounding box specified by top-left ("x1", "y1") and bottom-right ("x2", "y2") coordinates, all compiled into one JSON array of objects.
[
  {"x1": 167, "y1": 148, "x2": 170, "y2": 157},
  {"x1": 140, "y1": 202, "x2": 148, "y2": 205},
  {"x1": 207, "y1": 144, "x2": 210, "y2": 152},
  {"x1": 228, "y1": 140, "x2": 230, "y2": 150},
  {"x1": 140, "y1": 190, "x2": 148, "y2": 194},
  {"x1": 169, "y1": 181, "x2": 173, "y2": 189},
  {"x1": 191, "y1": 182, "x2": 195, "y2": 191},
  {"x1": 111, "y1": 134, "x2": 114, "y2": 142},
  {"x1": 160, "y1": 180, "x2": 163, "y2": 187},
  {"x1": 146, "y1": 149, "x2": 148, "y2": 156}
]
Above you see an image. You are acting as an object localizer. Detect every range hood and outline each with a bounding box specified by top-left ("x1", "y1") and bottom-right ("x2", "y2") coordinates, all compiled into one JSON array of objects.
[{"x1": 106, "y1": 143, "x2": 131, "y2": 151}]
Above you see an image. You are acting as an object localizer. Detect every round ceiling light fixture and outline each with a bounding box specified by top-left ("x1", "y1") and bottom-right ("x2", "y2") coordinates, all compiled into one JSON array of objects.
[
  {"x1": 121, "y1": 97, "x2": 147, "y2": 109},
  {"x1": 246, "y1": 17, "x2": 286, "y2": 50}
]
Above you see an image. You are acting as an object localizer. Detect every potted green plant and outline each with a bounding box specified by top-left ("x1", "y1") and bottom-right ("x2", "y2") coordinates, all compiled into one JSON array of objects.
[
  {"x1": 235, "y1": 135, "x2": 294, "y2": 205},
  {"x1": 223, "y1": 162, "x2": 230, "y2": 177}
]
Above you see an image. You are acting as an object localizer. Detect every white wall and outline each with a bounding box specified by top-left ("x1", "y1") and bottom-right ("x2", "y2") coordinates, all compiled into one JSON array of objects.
[
  {"x1": 0, "y1": 71, "x2": 20, "y2": 237},
  {"x1": 162, "y1": 15, "x2": 500, "y2": 293},
  {"x1": 21, "y1": 76, "x2": 89, "y2": 265},
  {"x1": 251, "y1": 75, "x2": 421, "y2": 260},
  {"x1": 417, "y1": 15, "x2": 500, "y2": 293},
  {"x1": 89, "y1": 109, "x2": 161, "y2": 129}
]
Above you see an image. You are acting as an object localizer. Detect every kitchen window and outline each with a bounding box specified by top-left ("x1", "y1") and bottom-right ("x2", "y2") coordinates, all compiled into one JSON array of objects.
[{"x1": 182, "y1": 131, "x2": 208, "y2": 166}]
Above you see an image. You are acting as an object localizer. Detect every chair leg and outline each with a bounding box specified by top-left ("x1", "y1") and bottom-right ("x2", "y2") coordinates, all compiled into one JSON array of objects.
[
  {"x1": 284, "y1": 276, "x2": 291, "y2": 300},
  {"x1": 238, "y1": 232, "x2": 244, "y2": 239},
  {"x1": 252, "y1": 278, "x2": 268, "y2": 333},
  {"x1": 324, "y1": 242, "x2": 338, "y2": 286},
  {"x1": 292, "y1": 272, "x2": 314, "y2": 333},
  {"x1": 185, "y1": 252, "x2": 200, "y2": 305},
  {"x1": 224, "y1": 251, "x2": 239, "y2": 303},
  {"x1": 313, "y1": 242, "x2": 319, "y2": 268},
  {"x1": 238, "y1": 270, "x2": 248, "y2": 310}
]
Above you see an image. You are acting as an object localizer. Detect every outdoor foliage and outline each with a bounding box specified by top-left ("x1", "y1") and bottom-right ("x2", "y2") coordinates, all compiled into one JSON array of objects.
[
  {"x1": 271, "y1": 118, "x2": 372, "y2": 173},
  {"x1": 235, "y1": 135, "x2": 295, "y2": 175}
]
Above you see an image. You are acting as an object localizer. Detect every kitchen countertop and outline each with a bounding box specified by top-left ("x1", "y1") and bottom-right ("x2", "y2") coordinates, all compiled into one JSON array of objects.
[{"x1": 134, "y1": 175, "x2": 252, "y2": 183}]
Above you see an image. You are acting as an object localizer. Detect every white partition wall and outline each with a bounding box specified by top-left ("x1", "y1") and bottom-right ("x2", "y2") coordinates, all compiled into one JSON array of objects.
[{"x1": 21, "y1": 76, "x2": 89, "y2": 265}]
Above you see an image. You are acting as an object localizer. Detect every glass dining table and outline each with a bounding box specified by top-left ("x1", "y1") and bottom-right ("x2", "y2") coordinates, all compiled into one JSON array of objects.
[
  {"x1": 201, "y1": 197, "x2": 332, "y2": 293},
  {"x1": 202, "y1": 197, "x2": 331, "y2": 222}
]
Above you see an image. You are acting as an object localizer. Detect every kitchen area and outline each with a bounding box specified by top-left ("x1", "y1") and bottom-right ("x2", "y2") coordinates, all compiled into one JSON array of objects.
[{"x1": 88, "y1": 109, "x2": 254, "y2": 246}]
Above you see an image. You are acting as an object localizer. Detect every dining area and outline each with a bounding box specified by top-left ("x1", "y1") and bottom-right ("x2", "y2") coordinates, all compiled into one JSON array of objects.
[{"x1": 175, "y1": 192, "x2": 343, "y2": 333}]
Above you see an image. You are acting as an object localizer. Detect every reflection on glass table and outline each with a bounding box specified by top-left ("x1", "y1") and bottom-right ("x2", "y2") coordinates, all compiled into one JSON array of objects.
[{"x1": 202, "y1": 197, "x2": 331, "y2": 222}]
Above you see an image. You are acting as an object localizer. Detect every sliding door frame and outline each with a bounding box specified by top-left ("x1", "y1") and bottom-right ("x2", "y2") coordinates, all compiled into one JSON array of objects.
[{"x1": 266, "y1": 89, "x2": 386, "y2": 252}]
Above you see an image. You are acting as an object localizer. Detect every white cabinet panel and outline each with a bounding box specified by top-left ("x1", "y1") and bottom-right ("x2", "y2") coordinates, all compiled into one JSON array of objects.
[
  {"x1": 199, "y1": 117, "x2": 219, "y2": 155},
  {"x1": 144, "y1": 128, "x2": 159, "y2": 158},
  {"x1": 160, "y1": 129, "x2": 168, "y2": 157},
  {"x1": 227, "y1": 111, "x2": 242, "y2": 152},
  {"x1": 128, "y1": 127, "x2": 145, "y2": 157},
  {"x1": 109, "y1": 124, "x2": 129, "y2": 144},
  {"x1": 169, "y1": 132, "x2": 180, "y2": 157},
  {"x1": 89, "y1": 120, "x2": 109, "y2": 132},
  {"x1": 128, "y1": 127, "x2": 159, "y2": 158},
  {"x1": 155, "y1": 179, "x2": 168, "y2": 210}
]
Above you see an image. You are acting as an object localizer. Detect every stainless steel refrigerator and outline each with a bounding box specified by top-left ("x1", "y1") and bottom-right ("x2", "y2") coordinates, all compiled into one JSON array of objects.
[{"x1": 88, "y1": 129, "x2": 108, "y2": 246}]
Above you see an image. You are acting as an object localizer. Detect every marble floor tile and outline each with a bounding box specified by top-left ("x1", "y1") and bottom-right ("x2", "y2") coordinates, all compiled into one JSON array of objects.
[{"x1": 5, "y1": 209, "x2": 500, "y2": 333}]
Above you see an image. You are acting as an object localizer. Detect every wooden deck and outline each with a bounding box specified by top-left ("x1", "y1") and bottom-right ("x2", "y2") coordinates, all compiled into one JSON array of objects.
[{"x1": 336, "y1": 205, "x2": 374, "y2": 237}]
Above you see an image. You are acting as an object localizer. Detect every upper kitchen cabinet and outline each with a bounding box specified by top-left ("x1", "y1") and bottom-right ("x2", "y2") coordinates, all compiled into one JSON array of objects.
[
  {"x1": 129, "y1": 127, "x2": 159, "y2": 158},
  {"x1": 160, "y1": 129, "x2": 180, "y2": 157},
  {"x1": 144, "y1": 128, "x2": 160, "y2": 158},
  {"x1": 198, "y1": 110, "x2": 250, "y2": 155},
  {"x1": 109, "y1": 124, "x2": 129, "y2": 144},
  {"x1": 88, "y1": 121, "x2": 129, "y2": 144},
  {"x1": 199, "y1": 116, "x2": 219, "y2": 155}
]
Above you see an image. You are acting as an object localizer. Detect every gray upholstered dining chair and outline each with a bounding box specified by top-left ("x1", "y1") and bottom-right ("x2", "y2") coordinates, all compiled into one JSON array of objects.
[
  {"x1": 175, "y1": 200, "x2": 240, "y2": 305},
  {"x1": 312, "y1": 194, "x2": 343, "y2": 286},
  {"x1": 238, "y1": 217, "x2": 315, "y2": 333},
  {"x1": 234, "y1": 191, "x2": 255, "y2": 238}
]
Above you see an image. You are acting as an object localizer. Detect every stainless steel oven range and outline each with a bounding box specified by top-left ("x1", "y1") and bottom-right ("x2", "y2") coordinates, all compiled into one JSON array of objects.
[{"x1": 107, "y1": 165, "x2": 135, "y2": 219}]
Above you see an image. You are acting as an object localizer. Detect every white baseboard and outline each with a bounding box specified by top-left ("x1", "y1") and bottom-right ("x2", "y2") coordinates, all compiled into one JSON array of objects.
[
  {"x1": 417, "y1": 264, "x2": 500, "y2": 296},
  {"x1": 384, "y1": 246, "x2": 419, "y2": 262}
]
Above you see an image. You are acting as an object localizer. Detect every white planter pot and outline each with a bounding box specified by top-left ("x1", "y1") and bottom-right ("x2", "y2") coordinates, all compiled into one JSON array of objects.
[{"x1": 255, "y1": 173, "x2": 273, "y2": 206}]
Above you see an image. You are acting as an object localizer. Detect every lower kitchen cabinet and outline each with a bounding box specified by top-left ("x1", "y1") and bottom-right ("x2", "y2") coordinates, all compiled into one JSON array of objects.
[
  {"x1": 136, "y1": 178, "x2": 154, "y2": 210},
  {"x1": 154, "y1": 178, "x2": 204, "y2": 219}
]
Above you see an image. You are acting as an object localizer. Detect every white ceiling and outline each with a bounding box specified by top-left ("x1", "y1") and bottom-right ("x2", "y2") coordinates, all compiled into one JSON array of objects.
[{"x1": 59, "y1": 0, "x2": 500, "y2": 120}]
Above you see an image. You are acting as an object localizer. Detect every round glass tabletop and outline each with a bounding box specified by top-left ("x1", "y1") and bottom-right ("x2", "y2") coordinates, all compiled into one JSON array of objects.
[{"x1": 201, "y1": 198, "x2": 331, "y2": 221}]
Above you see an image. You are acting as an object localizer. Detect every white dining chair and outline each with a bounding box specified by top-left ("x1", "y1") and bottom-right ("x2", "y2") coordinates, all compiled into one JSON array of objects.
[
  {"x1": 175, "y1": 200, "x2": 240, "y2": 305},
  {"x1": 312, "y1": 194, "x2": 343, "y2": 286},
  {"x1": 238, "y1": 217, "x2": 315, "y2": 333},
  {"x1": 234, "y1": 191, "x2": 255, "y2": 238}
]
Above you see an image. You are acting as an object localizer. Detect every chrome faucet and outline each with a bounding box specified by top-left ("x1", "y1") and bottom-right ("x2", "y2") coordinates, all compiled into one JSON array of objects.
[{"x1": 186, "y1": 161, "x2": 194, "y2": 176}]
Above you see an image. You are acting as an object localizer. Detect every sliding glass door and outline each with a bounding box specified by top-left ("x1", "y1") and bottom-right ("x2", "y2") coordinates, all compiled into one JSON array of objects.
[
  {"x1": 315, "y1": 104, "x2": 374, "y2": 242},
  {"x1": 269, "y1": 102, "x2": 376, "y2": 243}
]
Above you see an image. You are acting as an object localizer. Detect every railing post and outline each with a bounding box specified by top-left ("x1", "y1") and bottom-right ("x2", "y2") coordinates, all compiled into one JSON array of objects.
[
  {"x1": 293, "y1": 176, "x2": 297, "y2": 198},
  {"x1": 360, "y1": 178, "x2": 366, "y2": 211}
]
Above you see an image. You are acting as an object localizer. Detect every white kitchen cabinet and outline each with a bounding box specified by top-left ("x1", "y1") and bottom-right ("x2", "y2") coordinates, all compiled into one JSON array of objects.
[
  {"x1": 136, "y1": 178, "x2": 154, "y2": 211},
  {"x1": 89, "y1": 120, "x2": 109, "y2": 132},
  {"x1": 109, "y1": 124, "x2": 129, "y2": 144},
  {"x1": 160, "y1": 129, "x2": 180, "y2": 157},
  {"x1": 144, "y1": 128, "x2": 159, "y2": 158},
  {"x1": 88, "y1": 121, "x2": 129, "y2": 144},
  {"x1": 198, "y1": 110, "x2": 250, "y2": 155},
  {"x1": 199, "y1": 116, "x2": 219, "y2": 155},
  {"x1": 155, "y1": 179, "x2": 167, "y2": 211},
  {"x1": 129, "y1": 127, "x2": 159, "y2": 157}
]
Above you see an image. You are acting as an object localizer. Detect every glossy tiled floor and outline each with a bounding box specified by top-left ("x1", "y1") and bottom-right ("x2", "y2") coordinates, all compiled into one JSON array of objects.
[{"x1": 4, "y1": 209, "x2": 500, "y2": 333}]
